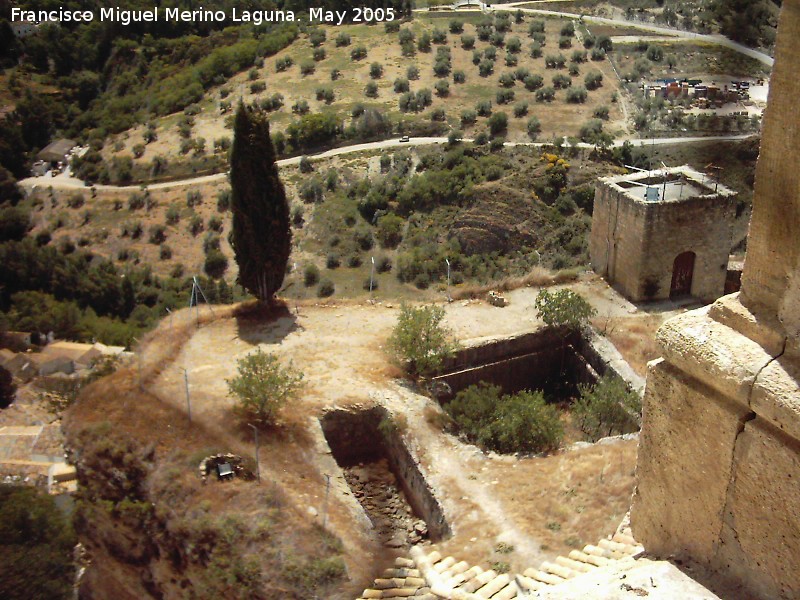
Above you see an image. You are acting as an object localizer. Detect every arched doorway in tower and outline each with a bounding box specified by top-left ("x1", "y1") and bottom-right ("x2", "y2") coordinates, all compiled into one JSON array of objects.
[{"x1": 670, "y1": 251, "x2": 695, "y2": 298}]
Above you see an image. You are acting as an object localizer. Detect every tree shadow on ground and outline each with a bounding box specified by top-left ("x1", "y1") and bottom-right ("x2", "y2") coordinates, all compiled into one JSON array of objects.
[{"x1": 233, "y1": 301, "x2": 303, "y2": 346}]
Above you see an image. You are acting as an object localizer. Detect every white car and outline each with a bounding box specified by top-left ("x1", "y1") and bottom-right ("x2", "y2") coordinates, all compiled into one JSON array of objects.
[{"x1": 399, "y1": 136, "x2": 410, "y2": 142}]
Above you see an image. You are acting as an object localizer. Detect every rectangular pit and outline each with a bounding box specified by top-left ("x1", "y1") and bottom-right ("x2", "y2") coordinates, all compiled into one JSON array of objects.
[
  {"x1": 432, "y1": 326, "x2": 604, "y2": 402},
  {"x1": 319, "y1": 407, "x2": 450, "y2": 544}
]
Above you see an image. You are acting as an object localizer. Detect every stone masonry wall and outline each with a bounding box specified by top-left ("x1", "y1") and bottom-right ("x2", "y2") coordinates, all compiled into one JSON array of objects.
[{"x1": 590, "y1": 174, "x2": 737, "y2": 302}]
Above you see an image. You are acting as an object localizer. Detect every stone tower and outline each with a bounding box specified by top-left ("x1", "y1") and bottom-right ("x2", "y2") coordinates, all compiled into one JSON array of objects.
[
  {"x1": 630, "y1": 2, "x2": 800, "y2": 599},
  {"x1": 589, "y1": 166, "x2": 738, "y2": 302}
]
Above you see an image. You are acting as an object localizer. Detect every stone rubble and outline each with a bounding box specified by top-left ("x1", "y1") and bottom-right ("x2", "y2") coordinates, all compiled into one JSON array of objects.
[{"x1": 344, "y1": 458, "x2": 429, "y2": 548}]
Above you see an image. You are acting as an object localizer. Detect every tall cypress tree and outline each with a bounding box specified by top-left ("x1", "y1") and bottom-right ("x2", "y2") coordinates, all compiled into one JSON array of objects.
[{"x1": 230, "y1": 103, "x2": 291, "y2": 303}]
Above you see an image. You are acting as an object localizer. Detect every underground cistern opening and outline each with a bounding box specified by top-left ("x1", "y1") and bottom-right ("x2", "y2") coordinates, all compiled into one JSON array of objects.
[{"x1": 319, "y1": 406, "x2": 450, "y2": 549}]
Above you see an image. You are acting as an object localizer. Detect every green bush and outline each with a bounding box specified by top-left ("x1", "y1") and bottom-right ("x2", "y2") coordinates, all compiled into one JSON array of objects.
[
  {"x1": 317, "y1": 279, "x2": 335, "y2": 297},
  {"x1": 376, "y1": 255, "x2": 392, "y2": 273},
  {"x1": 387, "y1": 304, "x2": 458, "y2": 377},
  {"x1": 573, "y1": 375, "x2": 641, "y2": 441},
  {"x1": 148, "y1": 224, "x2": 166, "y2": 244},
  {"x1": 445, "y1": 383, "x2": 564, "y2": 453},
  {"x1": 376, "y1": 214, "x2": 404, "y2": 248},
  {"x1": 204, "y1": 249, "x2": 228, "y2": 278},
  {"x1": 534, "y1": 289, "x2": 596, "y2": 330},
  {"x1": 325, "y1": 253, "x2": 340, "y2": 269},
  {"x1": 304, "y1": 264, "x2": 320, "y2": 286},
  {"x1": 227, "y1": 349, "x2": 303, "y2": 427},
  {"x1": 0, "y1": 486, "x2": 77, "y2": 600}
]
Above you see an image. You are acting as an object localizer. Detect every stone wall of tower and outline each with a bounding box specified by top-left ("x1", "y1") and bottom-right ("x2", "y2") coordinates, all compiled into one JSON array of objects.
[{"x1": 589, "y1": 177, "x2": 737, "y2": 302}]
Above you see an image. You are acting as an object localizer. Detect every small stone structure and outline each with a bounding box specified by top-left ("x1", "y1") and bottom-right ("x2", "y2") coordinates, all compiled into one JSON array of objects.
[
  {"x1": 198, "y1": 453, "x2": 251, "y2": 483},
  {"x1": 631, "y1": 3, "x2": 800, "y2": 598},
  {"x1": 486, "y1": 291, "x2": 507, "y2": 307},
  {"x1": 589, "y1": 165, "x2": 738, "y2": 302}
]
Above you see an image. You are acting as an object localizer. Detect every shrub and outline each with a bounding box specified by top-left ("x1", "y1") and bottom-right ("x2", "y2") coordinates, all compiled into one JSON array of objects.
[
  {"x1": 335, "y1": 32, "x2": 351, "y2": 47},
  {"x1": 445, "y1": 383, "x2": 564, "y2": 454},
  {"x1": 203, "y1": 233, "x2": 221, "y2": 253},
  {"x1": 250, "y1": 81, "x2": 266, "y2": 94},
  {"x1": 315, "y1": 87, "x2": 335, "y2": 104},
  {"x1": 188, "y1": 215, "x2": 203, "y2": 236},
  {"x1": 204, "y1": 249, "x2": 228, "y2": 278},
  {"x1": 573, "y1": 375, "x2": 642, "y2": 442},
  {"x1": 313, "y1": 47, "x2": 326, "y2": 61},
  {"x1": 552, "y1": 73, "x2": 572, "y2": 89},
  {"x1": 309, "y1": 28, "x2": 326, "y2": 47},
  {"x1": 376, "y1": 213, "x2": 404, "y2": 248},
  {"x1": 394, "y1": 77, "x2": 410, "y2": 93},
  {"x1": 566, "y1": 86, "x2": 588, "y2": 103},
  {"x1": 417, "y1": 32, "x2": 432, "y2": 52},
  {"x1": 407, "y1": 65, "x2": 420, "y2": 80},
  {"x1": 559, "y1": 35, "x2": 572, "y2": 48},
  {"x1": 317, "y1": 279, "x2": 335, "y2": 297},
  {"x1": 461, "y1": 34, "x2": 475, "y2": 49},
  {"x1": 217, "y1": 189, "x2": 231, "y2": 212},
  {"x1": 545, "y1": 53, "x2": 567, "y2": 68},
  {"x1": 227, "y1": 349, "x2": 303, "y2": 427},
  {"x1": 527, "y1": 116, "x2": 542, "y2": 139},
  {"x1": 347, "y1": 254, "x2": 363, "y2": 268},
  {"x1": 166, "y1": 204, "x2": 180, "y2": 225},
  {"x1": 149, "y1": 224, "x2": 167, "y2": 244},
  {"x1": 435, "y1": 80, "x2": 450, "y2": 97},
  {"x1": 365, "y1": 82, "x2": 379, "y2": 98},
  {"x1": 479, "y1": 60, "x2": 494, "y2": 77},
  {"x1": 499, "y1": 72, "x2": 516, "y2": 88},
  {"x1": 207, "y1": 215, "x2": 223, "y2": 232},
  {"x1": 584, "y1": 70, "x2": 603, "y2": 90},
  {"x1": 476, "y1": 100, "x2": 493, "y2": 117},
  {"x1": 530, "y1": 41, "x2": 543, "y2": 58},
  {"x1": 646, "y1": 45, "x2": 664, "y2": 62},
  {"x1": 299, "y1": 61, "x2": 315, "y2": 76},
  {"x1": 376, "y1": 255, "x2": 392, "y2": 273},
  {"x1": 326, "y1": 253, "x2": 340, "y2": 269},
  {"x1": 496, "y1": 89, "x2": 515, "y2": 104},
  {"x1": 591, "y1": 48, "x2": 606, "y2": 61},
  {"x1": 354, "y1": 227, "x2": 373, "y2": 251},
  {"x1": 370, "y1": 62, "x2": 384, "y2": 79},
  {"x1": 594, "y1": 105, "x2": 610, "y2": 120},
  {"x1": 453, "y1": 70, "x2": 466, "y2": 84},
  {"x1": 450, "y1": 20, "x2": 464, "y2": 33},
  {"x1": 513, "y1": 102, "x2": 529, "y2": 117},
  {"x1": 461, "y1": 109, "x2": 477, "y2": 125},
  {"x1": 535, "y1": 289, "x2": 596, "y2": 330},
  {"x1": 299, "y1": 156, "x2": 313, "y2": 173},
  {"x1": 432, "y1": 28, "x2": 448, "y2": 44},
  {"x1": 303, "y1": 264, "x2": 320, "y2": 286},
  {"x1": 524, "y1": 74, "x2": 544, "y2": 91},
  {"x1": 351, "y1": 45, "x2": 368, "y2": 60},
  {"x1": 529, "y1": 20, "x2": 545, "y2": 34},
  {"x1": 536, "y1": 86, "x2": 556, "y2": 102},
  {"x1": 596, "y1": 35, "x2": 613, "y2": 52},
  {"x1": 186, "y1": 190, "x2": 202, "y2": 207},
  {"x1": 388, "y1": 304, "x2": 458, "y2": 376}
]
